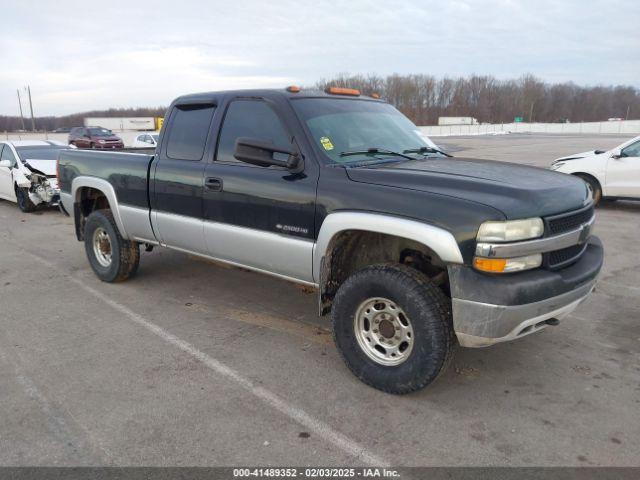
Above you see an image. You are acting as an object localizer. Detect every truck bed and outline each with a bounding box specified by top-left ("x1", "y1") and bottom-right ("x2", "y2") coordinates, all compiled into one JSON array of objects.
[{"x1": 58, "y1": 149, "x2": 154, "y2": 209}]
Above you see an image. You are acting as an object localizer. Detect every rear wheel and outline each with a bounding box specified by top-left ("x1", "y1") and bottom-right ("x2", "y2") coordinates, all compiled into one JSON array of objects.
[
  {"x1": 84, "y1": 210, "x2": 140, "y2": 282},
  {"x1": 15, "y1": 186, "x2": 36, "y2": 213},
  {"x1": 331, "y1": 263, "x2": 456, "y2": 394}
]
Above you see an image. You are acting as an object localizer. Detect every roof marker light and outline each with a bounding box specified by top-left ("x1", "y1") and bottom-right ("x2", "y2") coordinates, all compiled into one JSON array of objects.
[
  {"x1": 325, "y1": 87, "x2": 361, "y2": 96},
  {"x1": 286, "y1": 85, "x2": 301, "y2": 93}
]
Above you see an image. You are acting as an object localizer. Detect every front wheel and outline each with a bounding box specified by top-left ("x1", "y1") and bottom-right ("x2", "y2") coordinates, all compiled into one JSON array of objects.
[
  {"x1": 331, "y1": 264, "x2": 456, "y2": 394},
  {"x1": 84, "y1": 210, "x2": 140, "y2": 282},
  {"x1": 15, "y1": 186, "x2": 37, "y2": 213}
]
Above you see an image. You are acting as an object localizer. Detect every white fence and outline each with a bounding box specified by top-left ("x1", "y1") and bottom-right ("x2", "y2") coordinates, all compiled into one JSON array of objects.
[{"x1": 419, "y1": 120, "x2": 640, "y2": 136}]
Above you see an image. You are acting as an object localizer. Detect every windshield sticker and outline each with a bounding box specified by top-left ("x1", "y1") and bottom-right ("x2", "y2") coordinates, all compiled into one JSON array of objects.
[{"x1": 320, "y1": 136, "x2": 334, "y2": 151}]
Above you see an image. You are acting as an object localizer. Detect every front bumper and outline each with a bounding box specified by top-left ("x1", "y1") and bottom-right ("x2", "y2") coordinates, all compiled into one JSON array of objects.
[{"x1": 449, "y1": 236, "x2": 603, "y2": 347}]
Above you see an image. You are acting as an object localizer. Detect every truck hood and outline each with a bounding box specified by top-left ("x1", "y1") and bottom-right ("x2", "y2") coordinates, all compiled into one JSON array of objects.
[
  {"x1": 23, "y1": 159, "x2": 57, "y2": 176},
  {"x1": 345, "y1": 157, "x2": 590, "y2": 219}
]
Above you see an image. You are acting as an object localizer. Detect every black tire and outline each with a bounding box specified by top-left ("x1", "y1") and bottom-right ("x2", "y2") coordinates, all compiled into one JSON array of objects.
[
  {"x1": 89, "y1": 142, "x2": 95, "y2": 149},
  {"x1": 575, "y1": 174, "x2": 602, "y2": 206},
  {"x1": 15, "y1": 186, "x2": 37, "y2": 213},
  {"x1": 84, "y1": 209, "x2": 140, "y2": 282},
  {"x1": 331, "y1": 263, "x2": 456, "y2": 394}
]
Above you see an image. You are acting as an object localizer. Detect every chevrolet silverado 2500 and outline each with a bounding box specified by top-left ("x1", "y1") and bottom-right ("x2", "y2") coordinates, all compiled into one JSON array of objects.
[{"x1": 57, "y1": 87, "x2": 603, "y2": 394}]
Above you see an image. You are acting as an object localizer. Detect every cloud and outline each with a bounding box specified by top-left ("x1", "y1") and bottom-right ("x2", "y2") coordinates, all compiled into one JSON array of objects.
[{"x1": 1, "y1": 0, "x2": 638, "y2": 115}]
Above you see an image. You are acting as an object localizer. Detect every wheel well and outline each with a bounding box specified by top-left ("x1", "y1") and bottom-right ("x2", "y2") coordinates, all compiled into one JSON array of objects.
[
  {"x1": 319, "y1": 230, "x2": 449, "y2": 315},
  {"x1": 572, "y1": 172, "x2": 600, "y2": 190},
  {"x1": 74, "y1": 187, "x2": 111, "y2": 240}
]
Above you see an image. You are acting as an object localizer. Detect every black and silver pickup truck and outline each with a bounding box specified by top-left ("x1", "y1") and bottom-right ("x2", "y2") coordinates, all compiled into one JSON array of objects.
[{"x1": 58, "y1": 87, "x2": 603, "y2": 394}]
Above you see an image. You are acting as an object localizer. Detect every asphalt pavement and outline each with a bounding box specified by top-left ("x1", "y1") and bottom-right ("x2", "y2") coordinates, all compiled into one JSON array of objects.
[{"x1": 1, "y1": 134, "x2": 638, "y2": 467}]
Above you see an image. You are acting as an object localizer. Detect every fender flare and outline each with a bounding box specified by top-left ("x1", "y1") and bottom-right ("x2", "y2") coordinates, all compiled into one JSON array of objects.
[
  {"x1": 70, "y1": 176, "x2": 129, "y2": 239},
  {"x1": 312, "y1": 211, "x2": 464, "y2": 283}
]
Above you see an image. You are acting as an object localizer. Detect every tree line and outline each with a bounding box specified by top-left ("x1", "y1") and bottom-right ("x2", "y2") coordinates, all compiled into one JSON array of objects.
[
  {"x1": 316, "y1": 74, "x2": 639, "y2": 125},
  {"x1": 1, "y1": 74, "x2": 638, "y2": 131}
]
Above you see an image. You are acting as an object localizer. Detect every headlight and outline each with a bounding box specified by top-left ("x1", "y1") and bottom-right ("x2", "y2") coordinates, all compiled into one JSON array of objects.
[
  {"x1": 477, "y1": 218, "x2": 544, "y2": 242},
  {"x1": 98, "y1": 139, "x2": 106, "y2": 144},
  {"x1": 473, "y1": 254, "x2": 542, "y2": 273},
  {"x1": 550, "y1": 162, "x2": 565, "y2": 170}
]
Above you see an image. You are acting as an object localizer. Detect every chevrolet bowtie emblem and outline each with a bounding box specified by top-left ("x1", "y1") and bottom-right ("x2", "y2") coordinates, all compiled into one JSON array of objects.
[{"x1": 578, "y1": 223, "x2": 590, "y2": 244}]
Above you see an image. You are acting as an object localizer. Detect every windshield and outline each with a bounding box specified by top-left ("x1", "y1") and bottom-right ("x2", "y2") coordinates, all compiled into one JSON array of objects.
[
  {"x1": 16, "y1": 146, "x2": 69, "y2": 161},
  {"x1": 88, "y1": 128, "x2": 112, "y2": 136},
  {"x1": 291, "y1": 98, "x2": 442, "y2": 164}
]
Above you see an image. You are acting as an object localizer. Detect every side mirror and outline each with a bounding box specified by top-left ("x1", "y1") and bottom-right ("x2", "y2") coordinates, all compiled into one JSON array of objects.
[
  {"x1": 0, "y1": 159, "x2": 11, "y2": 168},
  {"x1": 234, "y1": 137, "x2": 300, "y2": 169},
  {"x1": 611, "y1": 149, "x2": 624, "y2": 159}
]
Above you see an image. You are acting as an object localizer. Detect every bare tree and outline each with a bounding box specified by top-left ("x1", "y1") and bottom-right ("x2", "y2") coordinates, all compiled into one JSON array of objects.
[
  {"x1": 2, "y1": 75, "x2": 639, "y2": 131},
  {"x1": 315, "y1": 73, "x2": 640, "y2": 125}
]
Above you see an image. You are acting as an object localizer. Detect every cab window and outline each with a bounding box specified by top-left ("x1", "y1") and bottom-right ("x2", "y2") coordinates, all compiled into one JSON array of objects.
[
  {"x1": 166, "y1": 104, "x2": 216, "y2": 161},
  {"x1": 216, "y1": 100, "x2": 290, "y2": 165}
]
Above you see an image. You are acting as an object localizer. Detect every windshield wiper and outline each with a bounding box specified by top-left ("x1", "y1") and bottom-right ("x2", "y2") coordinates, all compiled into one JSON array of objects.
[
  {"x1": 339, "y1": 147, "x2": 416, "y2": 161},
  {"x1": 403, "y1": 146, "x2": 452, "y2": 158}
]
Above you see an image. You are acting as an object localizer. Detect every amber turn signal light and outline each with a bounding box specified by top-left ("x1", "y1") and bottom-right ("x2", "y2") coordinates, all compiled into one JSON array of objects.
[
  {"x1": 473, "y1": 257, "x2": 507, "y2": 273},
  {"x1": 286, "y1": 85, "x2": 301, "y2": 93},
  {"x1": 325, "y1": 87, "x2": 361, "y2": 96}
]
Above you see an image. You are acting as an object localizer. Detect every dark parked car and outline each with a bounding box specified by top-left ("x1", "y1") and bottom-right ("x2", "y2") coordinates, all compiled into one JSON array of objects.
[
  {"x1": 68, "y1": 127, "x2": 124, "y2": 149},
  {"x1": 52, "y1": 127, "x2": 71, "y2": 133}
]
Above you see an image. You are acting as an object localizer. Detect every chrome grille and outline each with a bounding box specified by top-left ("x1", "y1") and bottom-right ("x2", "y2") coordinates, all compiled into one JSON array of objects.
[
  {"x1": 546, "y1": 243, "x2": 588, "y2": 270},
  {"x1": 546, "y1": 204, "x2": 594, "y2": 236},
  {"x1": 544, "y1": 204, "x2": 595, "y2": 269}
]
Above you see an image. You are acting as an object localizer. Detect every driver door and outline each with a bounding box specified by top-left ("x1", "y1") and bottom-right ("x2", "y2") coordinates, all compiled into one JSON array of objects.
[
  {"x1": 606, "y1": 140, "x2": 640, "y2": 198},
  {"x1": 0, "y1": 144, "x2": 17, "y2": 201}
]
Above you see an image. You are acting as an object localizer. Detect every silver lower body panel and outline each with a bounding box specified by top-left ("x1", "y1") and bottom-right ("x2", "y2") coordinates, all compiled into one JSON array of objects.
[{"x1": 453, "y1": 279, "x2": 596, "y2": 347}]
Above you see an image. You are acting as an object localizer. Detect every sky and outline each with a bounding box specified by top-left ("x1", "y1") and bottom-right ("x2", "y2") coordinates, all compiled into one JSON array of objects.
[{"x1": 1, "y1": 0, "x2": 639, "y2": 116}]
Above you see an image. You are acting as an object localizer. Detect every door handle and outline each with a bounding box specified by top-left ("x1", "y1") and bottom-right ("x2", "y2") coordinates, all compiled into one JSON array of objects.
[{"x1": 205, "y1": 177, "x2": 223, "y2": 191}]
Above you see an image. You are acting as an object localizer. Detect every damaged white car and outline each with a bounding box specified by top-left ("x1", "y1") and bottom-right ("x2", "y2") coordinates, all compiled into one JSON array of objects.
[{"x1": 0, "y1": 140, "x2": 73, "y2": 213}]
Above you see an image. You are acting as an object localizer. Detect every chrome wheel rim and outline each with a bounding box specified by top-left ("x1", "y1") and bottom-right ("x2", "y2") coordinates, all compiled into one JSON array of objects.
[
  {"x1": 92, "y1": 227, "x2": 112, "y2": 267},
  {"x1": 354, "y1": 297, "x2": 414, "y2": 366}
]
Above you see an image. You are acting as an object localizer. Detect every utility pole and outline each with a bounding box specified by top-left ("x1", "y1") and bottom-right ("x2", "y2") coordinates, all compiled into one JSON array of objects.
[
  {"x1": 27, "y1": 86, "x2": 36, "y2": 132},
  {"x1": 16, "y1": 89, "x2": 26, "y2": 131},
  {"x1": 626, "y1": 105, "x2": 631, "y2": 121},
  {"x1": 528, "y1": 101, "x2": 535, "y2": 123}
]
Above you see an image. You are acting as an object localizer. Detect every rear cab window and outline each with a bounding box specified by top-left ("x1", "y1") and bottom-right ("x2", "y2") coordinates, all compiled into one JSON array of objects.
[{"x1": 166, "y1": 104, "x2": 216, "y2": 161}]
